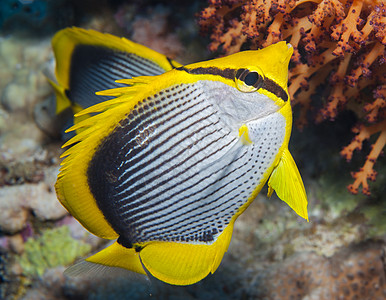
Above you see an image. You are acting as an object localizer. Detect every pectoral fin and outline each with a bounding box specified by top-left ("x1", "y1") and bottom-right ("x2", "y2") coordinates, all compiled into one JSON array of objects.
[{"x1": 268, "y1": 148, "x2": 308, "y2": 221}]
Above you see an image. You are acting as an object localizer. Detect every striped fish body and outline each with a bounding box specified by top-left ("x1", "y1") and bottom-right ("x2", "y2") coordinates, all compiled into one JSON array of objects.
[
  {"x1": 88, "y1": 81, "x2": 286, "y2": 245},
  {"x1": 56, "y1": 39, "x2": 308, "y2": 285}
]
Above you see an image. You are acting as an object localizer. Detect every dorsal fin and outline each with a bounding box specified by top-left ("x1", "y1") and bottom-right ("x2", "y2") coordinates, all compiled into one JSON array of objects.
[
  {"x1": 55, "y1": 78, "x2": 154, "y2": 239},
  {"x1": 61, "y1": 77, "x2": 152, "y2": 147}
]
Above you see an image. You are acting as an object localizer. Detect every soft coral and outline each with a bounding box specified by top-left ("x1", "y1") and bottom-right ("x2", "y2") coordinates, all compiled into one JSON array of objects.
[{"x1": 198, "y1": 0, "x2": 386, "y2": 195}]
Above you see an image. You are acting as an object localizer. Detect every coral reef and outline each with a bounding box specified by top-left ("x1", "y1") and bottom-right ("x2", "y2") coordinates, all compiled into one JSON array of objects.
[
  {"x1": 251, "y1": 242, "x2": 386, "y2": 300},
  {"x1": 0, "y1": 166, "x2": 68, "y2": 235},
  {"x1": 198, "y1": 0, "x2": 386, "y2": 195},
  {"x1": 18, "y1": 226, "x2": 91, "y2": 277},
  {"x1": 0, "y1": 1, "x2": 384, "y2": 299}
]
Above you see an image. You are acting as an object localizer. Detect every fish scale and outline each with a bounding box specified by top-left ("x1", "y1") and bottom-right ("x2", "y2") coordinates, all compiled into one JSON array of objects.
[{"x1": 114, "y1": 86, "x2": 209, "y2": 193}]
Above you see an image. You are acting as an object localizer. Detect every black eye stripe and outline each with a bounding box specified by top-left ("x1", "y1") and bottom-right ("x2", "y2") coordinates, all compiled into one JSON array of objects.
[
  {"x1": 235, "y1": 68, "x2": 245, "y2": 80},
  {"x1": 177, "y1": 66, "x2": 288, "y2": 101},
  {"x1": 235, "y1": 68, "x2": 248, "y2": 81},
  {"x1": 263, "y1": 78, "x2": 288, "y2": 102}
]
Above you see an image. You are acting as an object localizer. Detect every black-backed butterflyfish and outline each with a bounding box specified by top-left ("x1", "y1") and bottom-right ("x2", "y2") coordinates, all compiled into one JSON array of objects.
[{"x1": 53, "y1": 27, "x2": 308, "y2": 286}]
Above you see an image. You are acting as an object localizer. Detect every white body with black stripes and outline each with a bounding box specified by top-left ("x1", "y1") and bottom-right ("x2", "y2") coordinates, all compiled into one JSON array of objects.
[
  {"x1": 87, "y1": 81, "x2": 286, "y2": 245},
  {"x1": 55, "y1": 36, "x2": 307, "y2": 285}
]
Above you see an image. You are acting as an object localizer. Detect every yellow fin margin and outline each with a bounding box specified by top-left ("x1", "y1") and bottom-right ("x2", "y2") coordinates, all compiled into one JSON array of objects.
[
  {"x1": 84, "y1": 223, "x2": 234, "y2": 286},
  {"x1": 268, "y1": 148, "x2": 309, "y2": 221},
  {"x1": 47, "y1": 78, "x2": 71, "y2": 115},
  {"x1": 55, "y1": 88, "x2": 148, "y2": 239},
  {"x1": 139, "y1": 223, "x2": 233, "y2": 285}
]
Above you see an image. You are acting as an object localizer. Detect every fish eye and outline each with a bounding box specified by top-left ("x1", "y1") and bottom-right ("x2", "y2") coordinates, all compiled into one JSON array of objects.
[
  {"x1": 243, "y1": 72, "x2": 256, "y2": 86},
  {"x1": 235, "y1": 68, "x2": 264, "y2": 93}
]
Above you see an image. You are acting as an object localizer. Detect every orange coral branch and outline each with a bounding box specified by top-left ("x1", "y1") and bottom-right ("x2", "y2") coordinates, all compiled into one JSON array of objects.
[
  {"x1": 342, "y1": 120, "x2": 386, "y2": 195},
  {"x1": 289, "y1": 43, "x2": 340, "y2": 99},
  {"x1": 331, "y1": 0, "x2": 364, "y2": 56},
  {"x1": 347, "y1": 42, "x2": 385, "y2": 86},
  {"x1": 199, "y1": 0, "x2": 386, "y2": 194},
  {"x1": 364, "y1": 85, "x2": 386, "y2": 123},
  {"x1": 284, "y1": 16, "x2": 312, "y2": 63},
  {"x1": 214, "y1": 20, "x2": 246, "y2": 54},
  {"x1": 316, "y1": 52, "x2": 352, "y2": 122}
]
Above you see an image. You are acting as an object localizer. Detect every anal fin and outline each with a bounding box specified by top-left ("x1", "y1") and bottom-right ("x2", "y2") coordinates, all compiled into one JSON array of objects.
[
  {"x1": 139, "y1": 224, "x2": 234, "y2": 286},
  {"x1": 85, "y1": 241, "x2": 146, "y2": 275}
]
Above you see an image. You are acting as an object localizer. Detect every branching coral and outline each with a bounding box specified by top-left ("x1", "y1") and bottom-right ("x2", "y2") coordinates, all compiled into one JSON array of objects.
[{"x1": 198, "y1": 0, "x2": 386, "y2": 195}]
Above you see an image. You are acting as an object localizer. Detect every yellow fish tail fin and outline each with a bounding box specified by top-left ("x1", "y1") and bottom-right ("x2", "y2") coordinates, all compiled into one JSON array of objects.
[
  {"x1": 268, "y1": 148, "x2": 309, "y2": 221},
  {"x1": 47, "y1": 78, "x2": 71, "y2": 115},
  {"x1": 68, "y1": 224, "x2": 233, "y2": 285},
  {"x1": 139, "y1": 224, "x2": 234, "y2": 286},
  {"x1": 85, "y1": 242, "x2": 146, "y2": 275}
]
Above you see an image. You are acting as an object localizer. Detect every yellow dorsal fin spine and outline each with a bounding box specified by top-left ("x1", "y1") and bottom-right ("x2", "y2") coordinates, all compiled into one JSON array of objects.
[
  {"x1": 75, "y1": 87, "x2": 145, "y2": 118},
  {"x1": 60, "y1": 82, "x2": 147, "y2": 149}
]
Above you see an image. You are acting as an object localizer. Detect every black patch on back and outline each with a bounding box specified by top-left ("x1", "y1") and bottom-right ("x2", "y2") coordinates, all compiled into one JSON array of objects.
[
  {"x1": 87, "y1": 110, "x2": 150, "y2": 246},
  {"x1": 117, "y1": 235, "x2": 133, "y2": 249},
  {"x1": 68, "y1": 45, "x2": 167, "y2": 110}
]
